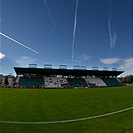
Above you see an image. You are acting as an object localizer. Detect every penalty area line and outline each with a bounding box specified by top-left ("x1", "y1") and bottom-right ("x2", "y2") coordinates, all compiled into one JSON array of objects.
[{"x1": 0, "y1": 106, "x2": 133, "y2": 125}]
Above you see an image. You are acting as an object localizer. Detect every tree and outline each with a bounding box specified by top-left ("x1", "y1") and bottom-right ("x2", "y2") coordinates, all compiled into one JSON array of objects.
[{"x1": 118, "y1": 75, "x2": 133, "y2": 84}]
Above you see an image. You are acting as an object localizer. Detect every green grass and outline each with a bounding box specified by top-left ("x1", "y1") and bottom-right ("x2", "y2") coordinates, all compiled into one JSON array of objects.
[{"x1": 0, "y1": 86, "x2": 133, "y2": 133}]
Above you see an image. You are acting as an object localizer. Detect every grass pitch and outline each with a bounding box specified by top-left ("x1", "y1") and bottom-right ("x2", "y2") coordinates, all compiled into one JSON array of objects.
[{"x1": 0, "y1": 86, "x2": 133, "y2": 133}]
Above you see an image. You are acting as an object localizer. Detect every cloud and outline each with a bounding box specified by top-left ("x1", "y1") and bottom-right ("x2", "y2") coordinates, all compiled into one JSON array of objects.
[
  {"x1": 0, "y1": 53, "x2": 6, "y2": 60},
  {"x1": 16, "y1": 56, "x2": 36, "y2": 66},
  {"x1": 74, "y1": 54, "x2": 91, "y2": 63},
  {"x1": 100, "y1": 57, "x2": 132, "y2": 76},
  {"x1": 100, "y1": 57, "x2": 121, "y2": 65},
  {"x1": 120, "y1": 58, "x2": 132, "y2": 69},
  {"x1": 118, "y1": 58, "x2": 133, "y2": 76}
]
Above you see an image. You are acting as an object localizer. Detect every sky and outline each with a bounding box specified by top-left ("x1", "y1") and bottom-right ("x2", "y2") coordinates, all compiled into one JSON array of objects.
[{"x1": 0, "y1": 0, "x2": 132, "y2": 77}]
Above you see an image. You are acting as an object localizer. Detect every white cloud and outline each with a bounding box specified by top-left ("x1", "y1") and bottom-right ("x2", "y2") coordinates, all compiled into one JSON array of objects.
[
  {"x1": 118, "y1": 58, "x2": 133, "y2": 76},
  {"x1": 100, "y1": 58, "x2": 121, "y2": 65},
  {"x1": 120, "y1": 58, "x2": 132, "y2": 69},
  {"x1": 118, "y1": 58, "x2": 132, "y2": 77},
  {"x1": 16, "y1": 56, "x2": 36, "y2": 66},
  {"x1": 0, "y1": 53, "x2": 6, "y2": 60},
  {"x1": 119, "y1": 70, "x2": 132, "y2": 77},
  {"x1": 100, "y1": 57, "x2": 132, "y2": 76},
  {"x1": 74, "y1": 54, "x2": 91, "y2": 63}
]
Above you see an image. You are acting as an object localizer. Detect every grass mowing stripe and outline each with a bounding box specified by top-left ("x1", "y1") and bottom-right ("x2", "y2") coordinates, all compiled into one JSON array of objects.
[
  {"x1": 0, "y1": 106, "x2": 132, "y2": 124},
  {"x1": 0, "y1": 86, "x2": 132, "y2": 122},
  {"x1": 0, "y1": 86, "x2": 132, "y2": 133}
]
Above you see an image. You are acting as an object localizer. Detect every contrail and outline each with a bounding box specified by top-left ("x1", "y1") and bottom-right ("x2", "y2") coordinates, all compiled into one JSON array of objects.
[
  {"x1": 0, "y1": 32, "x2": 39, "y2": 54},
  {"x1": 72, "y1": 0, "x2": 78, "y2": 65},
  {"x1": 43, "y1": 0, "x2": 56, "y2": 28},
  {"x1": 108, "y1": 4, "x2": 117, "y2": 50}
]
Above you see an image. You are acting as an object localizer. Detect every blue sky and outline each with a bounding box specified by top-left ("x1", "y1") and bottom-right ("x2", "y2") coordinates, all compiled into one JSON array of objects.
[{"x1": 0, "y1": 0, "x2": 132, "y2": 77}]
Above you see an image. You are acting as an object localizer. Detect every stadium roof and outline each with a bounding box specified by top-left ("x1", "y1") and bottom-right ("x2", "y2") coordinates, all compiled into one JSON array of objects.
[{"x1": 14, "y1": 67, "x2": 124, "y2": 77}]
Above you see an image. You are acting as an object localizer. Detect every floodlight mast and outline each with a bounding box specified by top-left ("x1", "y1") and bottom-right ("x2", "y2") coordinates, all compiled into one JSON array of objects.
[
  {"x1": 44, "y1": 64, "x2": 52, "y2": 69},
  {"x1": 29, "y1": 64, "x2": 37, "y2": 68},
  {"x1": 92, "y1": 67, "x2": 98, "y2": 71},
  {"x1": 103, "y1": 67, "x2": 108, "y2": 71},
  {"x1": 59, "y1": 65, "x2": 67, "y2": 69}
]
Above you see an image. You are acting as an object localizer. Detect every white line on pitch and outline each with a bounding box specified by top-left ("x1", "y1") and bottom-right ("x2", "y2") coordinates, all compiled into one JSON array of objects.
[{"x1": 0, "y1": 106, "x2": 133, "y2": 125}]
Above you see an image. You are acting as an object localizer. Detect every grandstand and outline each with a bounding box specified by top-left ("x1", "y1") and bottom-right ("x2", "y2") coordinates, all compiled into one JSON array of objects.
[
  {"x1": 19, "y1": 77, "x2": 44, "y2": 88},
  {"x1": 13, "y1": 64, "x2": 124, "y2": 88},
  {"x1": 102, "y1": 78, "x2": 122, "y2": 86},
  {"x1": 85, "y1": 77, "x2": 107, "y2": 87}
]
